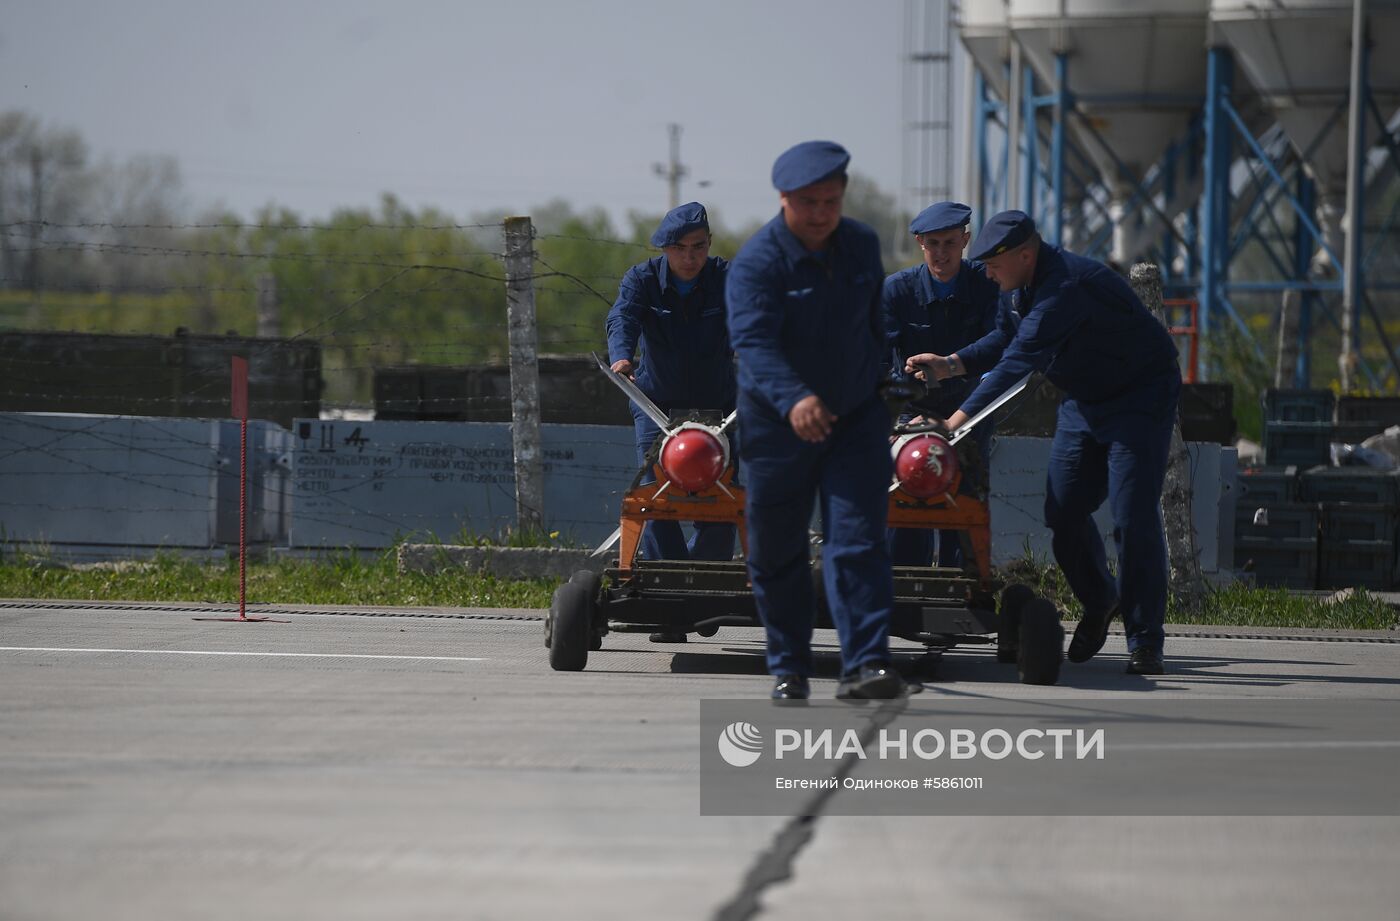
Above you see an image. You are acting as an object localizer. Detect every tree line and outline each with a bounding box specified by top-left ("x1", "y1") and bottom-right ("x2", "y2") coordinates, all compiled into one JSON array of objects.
[{"x1": 0, "y1": 110, "x2": 914, "y2": 405}]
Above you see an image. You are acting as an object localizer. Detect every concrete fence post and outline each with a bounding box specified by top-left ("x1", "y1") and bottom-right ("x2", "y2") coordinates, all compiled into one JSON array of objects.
[
  {"x1": 1132, "y1": 262, "x2": 1207, "y2": 611},
  {"x1": 503, "y1": 216, "x2": 544, "y2": 534}
]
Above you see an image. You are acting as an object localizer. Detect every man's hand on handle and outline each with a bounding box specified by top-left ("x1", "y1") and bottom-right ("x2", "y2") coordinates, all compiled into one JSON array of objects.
[
  {"x1": 905, "y1": 353, "x2": 963, "y2": 382},
  {"x1": 610, "y1": 359, "x2": 635, "y2": 381},
  {"x1": 788, "y1": 394, "x2": 837, "y2": 443}
]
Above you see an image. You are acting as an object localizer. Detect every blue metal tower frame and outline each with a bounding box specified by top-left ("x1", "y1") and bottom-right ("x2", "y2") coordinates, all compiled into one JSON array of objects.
[{"x1": 968, "y1": 36, "x2": 1399, "y2": 387}]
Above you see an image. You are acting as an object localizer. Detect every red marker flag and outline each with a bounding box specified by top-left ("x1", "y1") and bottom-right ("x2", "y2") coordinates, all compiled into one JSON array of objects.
[{"x1": 230, "y1": 355, "x2": 249, "y2": 421}]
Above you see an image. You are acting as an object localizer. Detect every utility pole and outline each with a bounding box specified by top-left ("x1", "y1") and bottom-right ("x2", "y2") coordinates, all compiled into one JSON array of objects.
[
  {"x1": 27, "y1": 146, "x2": 43, "y2": 325},
  {"x1": 653, "y1": 123, "x2": 688, "y2": 211},
  {"x1": 502, "y1": 216, "x2": 545, "y2": 535},
  {"x1": 255, "y1": 274, "x2": 280, "y2": 338}
]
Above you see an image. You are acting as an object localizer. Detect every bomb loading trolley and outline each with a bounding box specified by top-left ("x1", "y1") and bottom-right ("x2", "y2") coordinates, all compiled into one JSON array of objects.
[{"x1": 544, "y1": 358, "x2": 1063, "y2": 686}]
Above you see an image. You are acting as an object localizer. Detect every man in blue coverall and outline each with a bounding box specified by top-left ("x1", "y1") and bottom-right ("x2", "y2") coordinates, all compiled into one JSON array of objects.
[
  {"x1": 606, "y1": 202, "x2": 737, "y2": 643},
  {"x1": 923, "y1": 211, "x2": 1180, "y2": 675},
  {"x1": 727, "y1": 140, "x2": 913, "y2": 701},
  {"x1": 882, "y1": 201, "x2": 1000, "y2": 568}
]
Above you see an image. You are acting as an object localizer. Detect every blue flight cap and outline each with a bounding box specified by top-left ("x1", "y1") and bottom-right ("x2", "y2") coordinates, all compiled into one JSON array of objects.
[
  {"x1": 771, "y1": 140, "x2": 851, "y2": 192},
  {"x1": 650, "y1": 201, "x2": 710, "y2": 247},
  {"x1": 969, "y1": 210, "x2": 1038, "y2": 261},
  {"x1": 909, "y1": 201, "x2": 972, "y2": 236}
]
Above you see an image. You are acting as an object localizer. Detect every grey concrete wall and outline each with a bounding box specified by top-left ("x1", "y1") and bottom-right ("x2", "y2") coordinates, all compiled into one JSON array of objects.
[
  {"x1": 0, "y1": 412, "x2": 290, "y2": 553},
  {"x1": 2, "y1": 414, "x2": 1234, "y2": 574},
  {"x1": 289, "y1": 423, "x2": 1234, "y2": 571},
  {"x1": 988, "y1": 436, "x2": 1235, "y2": 574},
  {"x1": 286, "y1": 419, "x2": 634, "y2": 549}
]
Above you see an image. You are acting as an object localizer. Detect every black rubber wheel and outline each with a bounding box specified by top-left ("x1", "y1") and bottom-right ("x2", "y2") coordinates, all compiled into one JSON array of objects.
[
  {"x1": 694, "y1": 623, "x2": 719, "y2": 638},
  {"x1": 569, "y1": 569, "x2": 602, "y2": 594},
  {"x1": 568, "y1": 570, "x2": 605, "y2": 651},
  {"x1": 997, "y1": 583, "x2": 1035, "y2": 664},
  {"x1": 548, "y1": 581, "x2": 593, "y2": 671},
  {"x1": 1016, "y1": 598, "x2": 1064, "y2": 686}
]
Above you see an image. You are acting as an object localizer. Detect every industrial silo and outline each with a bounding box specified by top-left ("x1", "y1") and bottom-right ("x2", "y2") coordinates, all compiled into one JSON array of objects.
[
  {"x1": 1211, "y1": 0, "x2": 1400, "y2": 270},
  {"x1": 960, "y1": 0, "x2": 1014, "y2": 100},
  {"x1": 1008, "y1": 0, "x2": 1212, "y2": 263},
  {"x1": 959, "y1": 0, "x2": 1076, "y2": 236}
]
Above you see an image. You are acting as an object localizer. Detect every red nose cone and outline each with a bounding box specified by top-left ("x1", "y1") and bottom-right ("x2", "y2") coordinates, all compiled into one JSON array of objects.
[
  {"x1": 893, "y1": 433, "x2": 958, "y2": 498},
  {"x1": 660, "y1": 428, "x2": 727, "y2": 492}
]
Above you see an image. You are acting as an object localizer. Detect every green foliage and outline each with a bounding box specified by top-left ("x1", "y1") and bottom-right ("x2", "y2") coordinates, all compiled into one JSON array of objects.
[
  {"x1": 6, "y1": 193, "x2": 786, "y2": 409},
  {"x1": 532, "y1": 201, "x2": 645, "y2": 359},
  {"x1": 1210, "y1": 315, "x2": 1273, "y2": 443},
  {"x1": 997, "y1": 551, "x2": 1398, "y2": 630},
  {"x1": 998, "y1": 544, "x2": 1082, "y2": 616},
  {"x1": 174, "y1": 196, "x2": 510, "y2": 406},
  {"x1": 0, "y1": 289, "x2": 198, "y2": 335},
  {"x1": 843, "y1": 171, "x2": 911, "y2": 270}
]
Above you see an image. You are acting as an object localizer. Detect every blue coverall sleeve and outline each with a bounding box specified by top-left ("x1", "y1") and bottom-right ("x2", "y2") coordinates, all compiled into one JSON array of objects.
[
  {"x1": 879, "y1": 273, "x2": 904, "y2": 376},
  {"x1": 955, "y1": 296, "x2": 1015, "y2": 376},
  {"x1": 726, "y1": 256, "x2": 812, "y2": 421},
  {"x1": 605, "y1": 268, "x2": 645, "y2": 366},
  {"x1": 959, "y1": 282, "x2": 1092, "y2": 418}
]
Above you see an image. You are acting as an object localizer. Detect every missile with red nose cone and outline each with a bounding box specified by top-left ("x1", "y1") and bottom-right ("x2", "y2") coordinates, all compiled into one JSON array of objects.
[
  {"x1": 891, "y1": 431, "x2": 960, "y2": 498},
  {"x1": 659, "y1": 423, "x2": 730, "y2": 492},
  {"x1": 592, "y1": 352, "x2": 736, "y2": 496},
  {"x1": 589, "y1": 353, "x2": 739, "y2": 557}
]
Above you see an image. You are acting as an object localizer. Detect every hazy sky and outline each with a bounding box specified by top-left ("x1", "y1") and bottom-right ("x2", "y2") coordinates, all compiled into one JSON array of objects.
[{"x1": 1, "y1": 0, "x2": 913, "y2": 233}]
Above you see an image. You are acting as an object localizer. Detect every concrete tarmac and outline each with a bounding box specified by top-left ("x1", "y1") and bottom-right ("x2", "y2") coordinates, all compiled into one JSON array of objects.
[{"x1": 1, "y1": 601, "x2": 1397, "y2": 920}]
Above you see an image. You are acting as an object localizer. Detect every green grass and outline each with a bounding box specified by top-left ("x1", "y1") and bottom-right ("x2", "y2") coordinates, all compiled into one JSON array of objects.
[
  {"x1": 1171, "y1": 583, "x2": 1398, "y2": 630},
  {"x1": 997, "y1": 555, "x2": 1398, "y2": 630},
  {"x1": 443, "y1": 525, "x2": 583, "y2": 550},
  {"x1": 2, "y1": 547, "x2": 1395, "y2": 630},
  {"x1": 0, "y1": 549, "x2": 558, "y2": 609}
]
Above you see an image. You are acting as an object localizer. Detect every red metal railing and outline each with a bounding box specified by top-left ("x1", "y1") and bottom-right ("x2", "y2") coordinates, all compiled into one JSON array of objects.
[{"x1": 1163, "y1": 298, "x2": 1200, "y2": 384}]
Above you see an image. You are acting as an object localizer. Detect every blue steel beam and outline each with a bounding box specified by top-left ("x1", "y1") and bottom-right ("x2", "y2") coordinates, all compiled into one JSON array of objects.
[
  {"x1": 1217, "y1": 93, "x2": 1384, "y2": 386},
  {"x1": 1199, "y1": 46, "x2": 1232, "y2": 369},
  {"x1": 1227, "y1": 108, "x2": 1345, "y2": 265},
  {"x1": 1226, "y1": 126, "x2": 1307, "y2": 263},
  {"x1": 1068, "y1": 107, "x2": 1195, "y2": 261},
  {"x1": 1293, "y1": 173, "x2": 1316, "y2": 386},
  {"x1": 1022, "y1": 64, "x2": 1038, "y2": 217},
  {"x1": 1221, "y1": 97, "x2": 1345, "y2": 275},
  {"x1": 1216, "y1": 293, "x2": 1270, "y2": 365},
  {"x1": 1230, "y1": 154, "x2": 1302, "y2": 273}
]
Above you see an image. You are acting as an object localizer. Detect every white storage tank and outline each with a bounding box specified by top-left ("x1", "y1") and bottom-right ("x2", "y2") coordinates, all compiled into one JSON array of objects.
[{"x1": 1009, "y1": 0, "x2": 1212, "y2": 262}]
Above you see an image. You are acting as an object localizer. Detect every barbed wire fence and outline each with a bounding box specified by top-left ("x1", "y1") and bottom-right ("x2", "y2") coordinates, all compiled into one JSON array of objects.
[
  {"x1": 0, "y1": 217, "x2": 1189, "y2": 566},
  {"x1": 0, "y1": 216, "x2": 665, "y2": 555}
]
